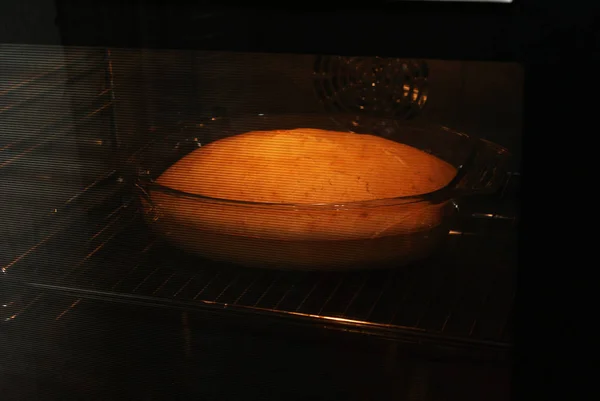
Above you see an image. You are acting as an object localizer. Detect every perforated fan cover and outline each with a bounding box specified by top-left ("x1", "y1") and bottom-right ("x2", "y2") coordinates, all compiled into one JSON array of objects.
[{"x1": 313, "y1": 56, "x2": 429, "y2": 124}]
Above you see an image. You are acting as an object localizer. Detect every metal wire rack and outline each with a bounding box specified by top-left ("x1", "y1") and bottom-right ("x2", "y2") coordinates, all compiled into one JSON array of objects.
[{"x1": 1, "y1": 177, "x2": 516, "y2": 357}]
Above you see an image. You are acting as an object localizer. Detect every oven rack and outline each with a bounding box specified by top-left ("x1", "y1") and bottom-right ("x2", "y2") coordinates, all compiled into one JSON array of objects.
[
  {"x1": 0, "y1": 48, "x2": 114, "y2": 153},
  {"x1": 0, "y1": 47, "x2": 184, "y2": 175},
  {"x1": 1, "y1": 181, "x2": 516, "y2": 358}
]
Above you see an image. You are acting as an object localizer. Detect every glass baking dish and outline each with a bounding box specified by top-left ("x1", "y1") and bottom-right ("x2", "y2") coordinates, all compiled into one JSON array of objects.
[{"x1": 134, "y1": 113, "x2": 509, "y2": 270}]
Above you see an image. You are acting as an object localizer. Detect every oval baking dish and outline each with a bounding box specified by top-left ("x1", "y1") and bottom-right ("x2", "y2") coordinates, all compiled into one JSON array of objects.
[{"x1": 135, "y1": 114, "x2": 509, "y2": 270}]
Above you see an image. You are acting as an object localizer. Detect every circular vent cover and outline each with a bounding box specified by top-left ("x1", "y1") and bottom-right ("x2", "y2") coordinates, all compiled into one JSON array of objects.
[{"x1": 313, "y1": 56, "x2": 429, "y2": 120}]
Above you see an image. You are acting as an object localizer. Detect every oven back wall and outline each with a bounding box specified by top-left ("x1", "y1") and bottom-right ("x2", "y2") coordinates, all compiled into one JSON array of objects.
[{"x1": 110, "y1": 50, "x2": 522, "y2": 162}]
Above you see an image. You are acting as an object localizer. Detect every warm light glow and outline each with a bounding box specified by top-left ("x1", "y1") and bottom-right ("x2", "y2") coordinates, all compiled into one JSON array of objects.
[
  {"x1": 55, "y1": 299, "x2": 81, "y2": 320},
  {"x1": 222, "y1": 303, "x2": 428, "y2": 332}
]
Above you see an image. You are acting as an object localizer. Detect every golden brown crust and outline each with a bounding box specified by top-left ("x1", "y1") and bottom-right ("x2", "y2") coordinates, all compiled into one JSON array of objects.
[{"x1": 156, "y1": 128, "x2": 457, "y2": 204}]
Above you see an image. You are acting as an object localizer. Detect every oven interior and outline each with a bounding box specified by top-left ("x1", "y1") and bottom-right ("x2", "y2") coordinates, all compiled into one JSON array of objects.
[{"x1": 0, "y1": 44, "x2": 520, "y2": 359}]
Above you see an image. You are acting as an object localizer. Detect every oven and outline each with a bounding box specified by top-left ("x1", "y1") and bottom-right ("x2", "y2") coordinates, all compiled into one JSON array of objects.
[{"x1": 0, "y1": 1, "x2": 527, "y2": 399}]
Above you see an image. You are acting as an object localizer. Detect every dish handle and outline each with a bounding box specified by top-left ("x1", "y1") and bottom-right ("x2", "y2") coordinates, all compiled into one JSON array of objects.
[
  {"x1": 443, "y1": 139, "x2": 519, "y2": 233},
  {"x1": 135, "y1": 182, "x2": 162, "y2": 223},
  {"x1": 426, "y1": 137, "x2": 513, "y2": 202}
]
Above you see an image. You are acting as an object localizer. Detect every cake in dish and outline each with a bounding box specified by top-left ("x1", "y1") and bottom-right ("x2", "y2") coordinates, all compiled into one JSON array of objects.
[{"x1": 142, "y1": 128, "x2": 457, "y2": 269}]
